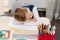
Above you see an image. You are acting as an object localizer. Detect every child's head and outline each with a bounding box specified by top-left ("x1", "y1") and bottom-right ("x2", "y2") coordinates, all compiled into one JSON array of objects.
[
  {"x1": 14, "y1": 8, "x2": 26, "y2": 22},
  {"x1": 14, "y1": 8, "x2": 33, "y2": 22}
]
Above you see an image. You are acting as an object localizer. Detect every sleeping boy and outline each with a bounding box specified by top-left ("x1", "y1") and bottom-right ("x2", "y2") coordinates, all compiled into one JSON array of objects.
[{"x1": 12, "y1": 7, "x2": 38, "y2": 25}]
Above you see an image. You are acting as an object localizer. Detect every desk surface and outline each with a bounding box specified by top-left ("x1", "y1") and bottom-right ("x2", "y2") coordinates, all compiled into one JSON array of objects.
[{"x1": 0, "y1": 16, "x2": 38, "y2": 35}]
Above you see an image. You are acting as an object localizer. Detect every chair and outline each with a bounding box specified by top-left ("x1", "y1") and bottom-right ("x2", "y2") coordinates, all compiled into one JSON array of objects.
[{"x1": 10, "y1": 1, "x2": 21, "y2": 16}]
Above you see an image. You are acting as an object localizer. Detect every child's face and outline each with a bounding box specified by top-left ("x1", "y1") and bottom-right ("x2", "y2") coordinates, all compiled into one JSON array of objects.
[{"x1": 25, "y1": 8, "x2": 33, "y2": 20}]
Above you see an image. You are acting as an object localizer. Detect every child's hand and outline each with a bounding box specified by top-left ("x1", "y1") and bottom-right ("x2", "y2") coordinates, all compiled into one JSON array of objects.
[{"x1": 30, "y1": 19, "x2": 37, "y2": 22}]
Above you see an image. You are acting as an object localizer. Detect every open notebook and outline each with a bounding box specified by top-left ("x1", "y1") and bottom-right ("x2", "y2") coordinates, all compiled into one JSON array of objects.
[{"x1": 8, "y1": 18, "x2": 37, "y2": 30}]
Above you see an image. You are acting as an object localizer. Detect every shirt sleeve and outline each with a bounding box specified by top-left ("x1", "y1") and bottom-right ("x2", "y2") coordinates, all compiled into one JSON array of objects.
[
  {"x1": 32, "y1": 7, "x2": 40, "y2": 21},
  {"x1": 32, "y1": 7, "x2": 40, "y2": 25}
]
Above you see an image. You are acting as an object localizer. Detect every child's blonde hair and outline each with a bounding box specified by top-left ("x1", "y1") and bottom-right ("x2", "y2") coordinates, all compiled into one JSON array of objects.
[{"x1": 14, "y1": 8, "x2": 28, "y2": 22}]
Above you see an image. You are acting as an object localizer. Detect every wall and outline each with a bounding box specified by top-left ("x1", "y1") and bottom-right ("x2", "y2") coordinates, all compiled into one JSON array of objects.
[
  {"x1": 19, "y1": 0, "x2": 46, "y2": 8},
  {"x1": 0, "y1": 0, "x2": 4, "y2": 15},
  {"x1": 9, "y1": 0, "x2": 46, "y2": 10},
  {"x1": 46, "y1": 0, "x2": 56, "y2": 21},
  {"x1": 9, "y1": 0, "x2": 16, "y2": 10}
]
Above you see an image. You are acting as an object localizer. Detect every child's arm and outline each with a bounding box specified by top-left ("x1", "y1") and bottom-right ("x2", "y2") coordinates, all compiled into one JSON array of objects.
[{"x1": 32, "y1": 7, "x2": 40, "y2": 21}]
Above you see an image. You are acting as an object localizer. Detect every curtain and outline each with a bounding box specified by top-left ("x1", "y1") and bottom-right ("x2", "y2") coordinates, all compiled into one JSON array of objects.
[
  {"x1": 47, "y1": 0, "x2": 60, "y2": 20},
  {"x1": 46, "y1": 0, "x2": 55, "y2": 21},
  {"x1": 53, "y1": 0, "x2": 60, "y2": 19}
]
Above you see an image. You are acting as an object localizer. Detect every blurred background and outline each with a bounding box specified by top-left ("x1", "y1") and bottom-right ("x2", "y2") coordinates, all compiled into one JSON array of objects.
[{"x1": 0, "y1": 0, "x2": 60, "y2": 40}]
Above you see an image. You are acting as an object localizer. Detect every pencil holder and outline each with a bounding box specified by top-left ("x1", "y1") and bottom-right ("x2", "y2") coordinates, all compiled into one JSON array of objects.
[
  {"x1": 38, "y1": 24, "x2": 55, "y2": 40},
  {"x1": 38, "y1": 33, "x2": 54, "y2": 40}
]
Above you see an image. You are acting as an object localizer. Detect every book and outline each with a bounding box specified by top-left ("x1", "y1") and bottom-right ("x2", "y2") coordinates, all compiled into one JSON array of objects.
[{"x1": 0, "y1": 30, "x2": 12, "y2": 40}]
